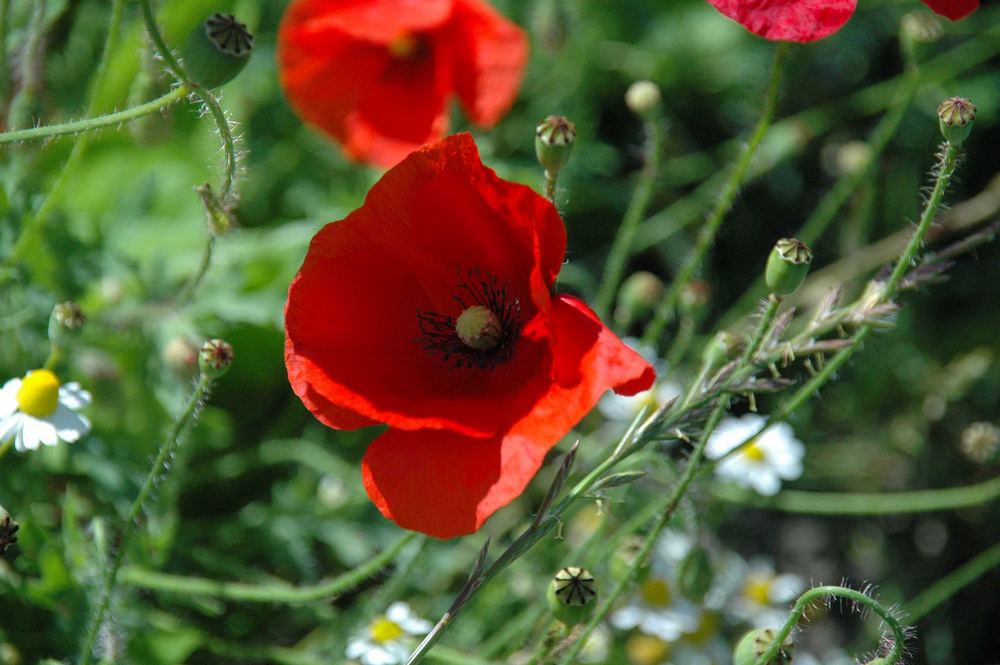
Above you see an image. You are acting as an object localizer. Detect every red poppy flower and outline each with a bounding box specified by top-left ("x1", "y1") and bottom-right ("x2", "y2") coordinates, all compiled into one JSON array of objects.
[
  {"x1": 706, "y1": 0, "x2": 977, "y2": 43},
  {"x1": 277, "y1": 0, "x2": 527, "y2": 167},
  {"x1": 284, "y1": 134, "x2": 655, "y2": 538}
]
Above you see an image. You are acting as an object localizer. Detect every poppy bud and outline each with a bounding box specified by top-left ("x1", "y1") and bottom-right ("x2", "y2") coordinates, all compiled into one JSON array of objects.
[
  {"x1": 765, "y1": 238, "x2": 813, "y2": 296},
  {"x1": 199, "y1": 338, "x2": 234, "y2": 378},
  {"x1": 546, "y1": 567, "x2": 597, "y2": 625},
  {"x1": 677, "y1": 545, "x2": 714, "y2": 602},
  {"x1": 679, "y1": 280, "x2": 711, "y2": 320},
  {"x1": 0, "y1": 507, "x2": 18, "y2": 555},
  {"x1": 900, "y1": 11, "x2": 942, "y2": 64},
  {"x1": 49, "y1": 301, "x2": 86, "y2": 347},
  {"x1": 937, "y1": 96, "x2": 976, "y2": 146},
  {"x1": 614, "y1": 271, "x2": 665, "y2": 328},
  {"x1": 701, "y1": 330, "x2": 740, "y2": 371},
  {"x1": 182, "y1": 13, "x2": 254, "y2": 89},
  {"x1": 732, "y1": 628, "x2": 794, "y2": 665},
  {"x1": 535, "y1": 115, "x2": 576, "y2": 176},
  {"x1": 625, "y1": 81, "x2": 661, "y2": 119}
]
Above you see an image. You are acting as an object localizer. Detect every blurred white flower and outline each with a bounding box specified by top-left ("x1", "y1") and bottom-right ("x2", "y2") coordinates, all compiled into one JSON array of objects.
[
  {"x1": 705, "y1": 414, "x2": 803, "y2": 496},
  {"x1": 579, "y1": 623, "x2": 612, "y2": 663},
  {"x1": 346, "y1": 602, "x2": 431, "y2": 665},
  {"x1": 0, "y1": 369, "x2": 91, "y2": 453},
  {"x1": 729, "y1": 559, "x2": 803, "y2": 628}
]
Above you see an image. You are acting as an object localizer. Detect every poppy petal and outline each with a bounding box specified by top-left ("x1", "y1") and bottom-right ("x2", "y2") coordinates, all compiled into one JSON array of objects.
[
  {"x1": 705, "y1": 0, "x2": 856, "y2": 42},
  {"x1": 448, "y1": 0, "x2": 529, "y2": 127},
  {"x1": 361, "y1": 295, "x2": 655, "y2": 538},
  {"x1": 280, "y1": 0, "x2": 454, "y2": 44},
  {"x1": 285, "y1": 134, "x2": 568, "y2": 436},
  {"x1": 279, "y1": 13, "x2": 452, "y2": 166},
  {"x1": 921, "y1": 0, "x2": 978, "y2": 20}
]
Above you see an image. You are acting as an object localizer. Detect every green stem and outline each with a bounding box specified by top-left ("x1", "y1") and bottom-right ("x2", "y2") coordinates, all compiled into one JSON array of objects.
[
  {"x1": 715, "y1": 142, "x2": 961, "y2": 466},
  {"x1": 0, "y1": 0, "x2": 9, "y2": 106},
  {"x1": 0, "y1": 436, "x2": 13, "y2": 459},
  {"x1": 594, "y1": 119, "x2": 663, "y2": 319},
  {"x1": 664, "y1": 315, "x2": 695, "y2": 367},
  {"x1": 757, "y1": 586, "x2": 907, "y2": 665},
  {"x1": 137, "y1": 0, "x2": 187, "y2": 81},
  {"x1": 119, "y1": 532, "x2": 417, "y2": 603},
  {"x1": 543, "y1": 170, "x2": 558, "y2": 203},
  {"x1": 177, "y1": 236, "x2": 215, "y2": 304},
  {"x1": 193, "y1": 90, "x2": 239, "y2": 202},
  {"x1": 557, "y1": 398, "x2": 729, "y2": 665},
  {"x1": 711, "y1": 474, "x2": 1000, "y2": 514},
  {"x1": 906, "y1": 541, "x2": 1000, "y2": 622},
  {"x1": 642, "y1": 43, "x2": 788, "y2": 347},
  {"x1": 738, "y1": 294, "x2": 781, "y2": 367},
  {"x1": 0, "y1": 85, "x2": 188, "y2": 145},
  {"x1": 78, "y1": 373, "x2": 215, "y2": 665}
]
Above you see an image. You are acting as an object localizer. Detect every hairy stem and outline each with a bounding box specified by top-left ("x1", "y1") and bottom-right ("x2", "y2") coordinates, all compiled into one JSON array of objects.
[{"x1": 642, "y1": 43, "x2": 788, "y2": 346}]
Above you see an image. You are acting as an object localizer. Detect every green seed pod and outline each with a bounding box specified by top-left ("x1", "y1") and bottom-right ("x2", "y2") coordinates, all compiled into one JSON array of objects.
[
  {"x1": 701, "y1": 330, "x2": 740, "y2": 371},
  {"x1": 182, "y1": 13, "x2": 254, "y2": 89},
  {"x1": 732, "y1": 628, "x2": 794, "y2": 665},
  {"x1": 546, "y1": 567, "x2": 597, "y2": 625},
  {"x1": 677, "y1": 546, "x2": 714, "y2": 602},
  {"x1": 535, "y1": 116, "x2": 576, "y2": 176},
  {"x1": 614, "y1": 271, "x2": 665, "y2": 328},
  {"x1": 199, "y1": 338, "x2": 234, "y2": 378},
  {"x1": 937, "y1": 96, "x2": 976, "y2": 146},
  {"x1": 765, "y1": 238, "x2": 813, "y2": 297},
  {"x1": 48, "y1": 301, "x2": 87, "y2": 348}
]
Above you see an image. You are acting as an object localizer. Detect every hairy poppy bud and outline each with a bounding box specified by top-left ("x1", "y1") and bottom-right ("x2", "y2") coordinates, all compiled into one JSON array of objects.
[
  {"x1": 733, "y1": 628, "x2": 794, "y2": 665},
  {"x1": 199, "y1": 338, "x2": 234, "y2": 378},
  {"x1": 625, "y1": 80, "x2": 661, "y2": 118},
  {"x1": 765, "y1": 238, "x2": 813, "y2": 296},
  {"x1": 535, "y1": 115, "x2": 576, "y2": 176},
  {"x1": 615, "y1": 271, "x2": 664, "y2": 328},
  {"x1": 49, "y1": 301, "x2": 86, "y2": 347},
  {"x1": 937, "y1": 96, "x2": 976, "y2": 146},
  {"x1": 546, "y1": 567, "x2": 597, "y2": 625},
  {"x1": 182, "y1": 13, "x2": 254, "y2": 89},
  {"x1": 677, "y1": 546, "x2": 714, "y2": 602}
]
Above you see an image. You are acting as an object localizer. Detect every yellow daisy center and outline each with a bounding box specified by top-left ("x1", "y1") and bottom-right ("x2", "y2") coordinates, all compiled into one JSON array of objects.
[
  {"x1": 370, "y1": 617, "x2": 403, "y2": 643},
  {"x1": 639, "y1": 577, "x2": 672, "y2": 608},
  {"x1": 684, "y1": 611, "x2": 720, "y2": 645},
  {"x1": 743, "y1": 574, "x2": 773, "y2": 605},
  {"x1": 625, "y1": 633, "x2": 672, "y2": 665},
  {"x1": 743, "y1": 440, "x2": 766, "y2": 463},
  {"x1": 16, "y1": 369, "x2": 61, "y2": 418}
]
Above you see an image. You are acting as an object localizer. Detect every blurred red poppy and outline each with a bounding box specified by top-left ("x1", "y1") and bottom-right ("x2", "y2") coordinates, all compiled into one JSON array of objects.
[
  {"x1": 278, "y1": 0, "x2": 527, "y2": 167},
  {"x1": 706, "y1": 0, "x2": 977, "y2": 43},
  {"x1": 284, "y1": 134, "x2": 655, "y2": 538}
]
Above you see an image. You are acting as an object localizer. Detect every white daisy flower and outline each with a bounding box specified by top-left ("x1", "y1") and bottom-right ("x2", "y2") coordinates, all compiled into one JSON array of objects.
[
  {"x1": 0, "y1": 369, "x2": 91, "y2": 453},
  {"x1": 611, "y1": 570, "x2": 699, "y2": 641},
  {"x1": 705, "y1": 414, "x2": 804, "y2": 496},
  {"x1": 599, "y1": 338, "x2": 681, "y2": 425},
  {"x1": 729, "y1": 559, "x2": 804, "y2": 628},
  {"x1": 346, "y1": 602, "x2": 432, "y2": 665}
]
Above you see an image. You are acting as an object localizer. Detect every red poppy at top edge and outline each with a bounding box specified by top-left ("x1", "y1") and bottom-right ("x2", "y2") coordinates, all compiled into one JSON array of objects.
[
  {"x1": 278, "y1": 0, "x2": 528, "y2": 167},
  {"x1": 284, "y1": 134, "x2": 655, "y2": 538},
  {"x1": 706, "y1": 0, "x2": 979, "y2": 43}
]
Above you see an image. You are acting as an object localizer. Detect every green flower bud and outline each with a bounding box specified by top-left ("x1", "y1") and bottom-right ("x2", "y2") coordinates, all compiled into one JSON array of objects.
[
  {"x1": 199, "y1": 338, "x2": 234, "y2": 378},
  {"x1": 677, "y1": 546, "x2": 714, "y2": 602},
  {"x1": 732, "y1": 628, "x2": 794, "y2": 665},
  {"x1": 0, "y1": 506, "x2": 19, "y2": 556},
  {"x1": 765, "y1": 238, "x2": 813, "y2": 296},
  {"x1": 182, "y1": 13, "x2": 254, "y2": 89},
  {"x1": 535, "y1": 116, "x2": 576, "y2": 176},
  {"x1": 614, "y1": 271, "x2": 665, "y2": 328},
  {"x1": 701, "y1": 330, "x2": 740, "y2": 371},
  {"x1": 48, "y1": 301, "x2": 87, "y2": 347},
  {"x1": 546, "y1": 567, "x2": 597, "y2": 625},
  {"x1": 937, "y1": 96, "x2": 976, "y2": 146},
  {"x1": 679, "y1": 280, "x2": 711, "y2": 320},
  {"x1": 625, "y1": 80, "x2": 661, "y2": 119},
  {"x1": 900, "y1": 11, "x2": 942, "y2": 64}
]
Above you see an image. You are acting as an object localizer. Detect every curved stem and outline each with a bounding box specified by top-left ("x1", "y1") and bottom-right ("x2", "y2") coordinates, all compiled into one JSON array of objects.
[
  {"x1": 711, "y1": 474, "x2": 1000, "y2": 514},
  {"x1": 119, "y1": 532, "x2": 417, "y2": 603},
  {"x1": 0, "y1": 85, "x2": 188, "y2": 145},
  {"x1": 594, "y1": 118, "x2": 663, "y2": 320},
  {"x1": 642, "y1": 43, "x2": 788, "y2": 347},
  {"x1": 193, "y1": 90, "x2": 239, "y2": 202},
  {"x1": 137, "y1": 0, "x2": 187, "y2": 81},
  {"x1": 758, "y1": 585, "x2": 907, "y2": 665},
  {"x1": 906, "y1": 541, "x2": 1000, "y2": 622},
  {"x1": 78, "y1": 373, "x2": 215, "y2": 665},
  {"x1": 177, "y1": 236, "x2": 215, "y2": 304}
]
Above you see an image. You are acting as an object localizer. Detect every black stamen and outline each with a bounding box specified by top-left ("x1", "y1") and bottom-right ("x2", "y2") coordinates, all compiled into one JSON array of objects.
[{"x1": 417, "y1": 268, "x2": 522, "y2": 369}]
